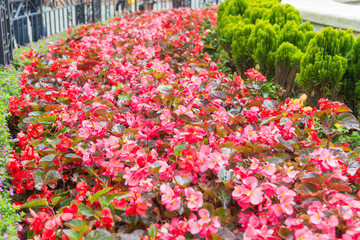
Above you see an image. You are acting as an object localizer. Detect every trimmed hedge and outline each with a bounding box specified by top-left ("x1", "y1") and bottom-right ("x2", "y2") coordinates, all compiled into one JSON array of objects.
[
  {"x1": 217, "y1": 0, "x2": 360, "y2": 113},
  {"x1": 217, "y1": 0, "x2": 315, "y2": 95}
]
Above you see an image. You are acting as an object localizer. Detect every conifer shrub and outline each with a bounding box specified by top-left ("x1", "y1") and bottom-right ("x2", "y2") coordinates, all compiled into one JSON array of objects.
[
  {"x1": 343, "y1": 36, "x2": 360, "y2": 112},
  {"x1": 218, "y1": 0, "x2": 315, "y2": 97},
  {"x1": 275, "y1": 42, "x2": 303, "y2": 93},
  {"x1": 217, "y1": 0, "x2": 360, "y2": 109},
  {"x1": 296, "y1": 27, "x2": 354, "y2": 100}
]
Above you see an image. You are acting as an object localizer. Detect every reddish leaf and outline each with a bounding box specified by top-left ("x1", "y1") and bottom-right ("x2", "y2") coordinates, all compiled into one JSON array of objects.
[
  {"x1": 295, "y1": 182, "x2": 318, "y2": 196},
  {"x1": 327, "y1": 178, "x2": 352, "y2": 192}
]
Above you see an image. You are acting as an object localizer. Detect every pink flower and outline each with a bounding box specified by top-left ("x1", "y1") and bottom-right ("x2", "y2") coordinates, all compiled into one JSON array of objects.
[
  {"x1": 284, "y1": 166, "x2": 299, "y2": 179},
  {"x1": 188, "y1": 214, "x2": 201, "y2": 235},
  {"x1": 249, "y1": 187, "x2": 264, "y2": 205},
  {"x1": 294, "y1": 226, "x2": 315, "y2": 240},
  {"x1": 280, "y1": 196, "x2": 295, "y2": 215},
  {"x1": 250, "y1": 158, "x2": 260, "y2": 171},
  {"x1": 198, "y1": 209, "x2": 211, "y2": 225},
  {"x1": 263, "y1": 162, "x2": 276, "y2": 176},
  {"x1": 276, "y1": 186, "x2": 296, "y2": 202},
  {"x1": 312, "y1": 148, "x2": 338, "y2": 171},
  {"x1": 160, "y1": 184, "x2": 174, "y2": 205},
  {"x1": 285, "y1": 217, "x2": 303, "y2": 228},
  {"x1": 160, "y1": 184, "x2": 180, "y2": 211},
  {"x1": 212, "y1": 107, "x2": 230, "y2": 124},
  {"x1": 232, "y1": 176, "x2": 264, "y2": 207},
  {"x1": 174, "y1": 105, "x2": 194, "y2": 119},
  {"x1": 307, "y1": 201, "x2": 325, "y2": 225},
  {"x1": 245, "y1": 177, "x2": 264, "y2": 205},
  {"x1": 166, "y1": 197, "x2": 181, "y2": 212},
  {"x1": 242, "y1": 125, "x2": 258, "y2": 143},
  {"x1": 105, "y1": 136, "x2": 119, "y2": 149},
  {"x1": 316, "y1": 215, "x2": 339, "y2": 234},
  {"x1": 244, "y1": 106, "x2": 259, "y2": 123},
  {"x1": 245, "y1": 68, "x2": 266, "y2": 81},
  {"x1": 259, "y1": 122, "x2": 281, "y2": 146},
  {"x1": 184, "y1": 187, "x2": 203, "y2": 211},
  {"x1": 158, "y1": 162, "x2": 175, "y2": 180}
]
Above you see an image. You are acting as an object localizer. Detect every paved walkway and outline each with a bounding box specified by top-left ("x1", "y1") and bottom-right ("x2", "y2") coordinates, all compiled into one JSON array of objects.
[{"x1": 282, "y1": 0, "x2": 360, "y2": 35}]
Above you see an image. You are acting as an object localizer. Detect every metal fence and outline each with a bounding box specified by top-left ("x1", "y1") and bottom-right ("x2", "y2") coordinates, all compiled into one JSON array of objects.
[{"x1": 0, "y1": 0, "x2": 210, "y2": 65}]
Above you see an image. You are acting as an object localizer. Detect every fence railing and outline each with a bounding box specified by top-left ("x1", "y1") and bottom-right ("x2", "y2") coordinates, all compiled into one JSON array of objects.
[{"x1": 0, "y1": 0, "x2": 210, "y2": 65}]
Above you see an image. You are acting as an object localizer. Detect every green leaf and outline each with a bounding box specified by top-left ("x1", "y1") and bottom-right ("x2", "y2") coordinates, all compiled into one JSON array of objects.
[
  {"x1": 123, "y1": 128, "x2": 139, "y2": 135},
  {"x1": 262, "y1": 99, "x2": 279, "y2": 109},
  {"x1": 148, "y1": 225, "x2": 158, "y2": 238},
  {"x1": 33, "y1": 169, "x2": 45, "y2": 191},
  {"x1": 202, "y1": 202, "x2": 215, "y2": 216},
  {"x1": 157, "y1": 84, "x2": 173, "y2": 93},
  {"x1": 51, "y1": 191, "x2": 69, "y2": 206},
  {"x1": 78, "y1": 203, "x2": 95, "y2": 217},
  {"x1": 112, "y1": 124, "x2": 125, "y2": 134},
  {"x1": 89, "y1": 187, "x2": 113, "y2": 202},
  {"x1": 212, "y1": 90, "x2": 227, "y2": 100},
  {"x1": 21, "y1": 198, "x2": 47, "y2": 209},
  {"x1": 337, "y1": 112, "x2": 360, "y2": 130},
  {"x1": 62, "y1": 153, "x2": 82, "y2": 163},
  {"x1": 174, "y1": 175, "x2": 192, "y2": 187},
  {"x1": 214, "y1": 188, "x2": 231, "y2": 208},
  {"x1": 39, "y1": 154, "x2": 56, "y2": 169},
  {"x1": 174, "y1": 142, "x2": 188, "y2": 156},
  {"x1": 235, "y1": 146, "x2": 252, "y2": 153},
  {"x1": 49, "y1": 139, "x2": 62, "y2": 148},
  {"x1": 23, "y1": 117, "x2": 37, "y2": 124},
  {"x1": 266, "y1": 157, "x2": 283, "y2": 164},
  {"x1": 94, "y1": 109, "x2": 107, "y2": 116},
  {"x1": 63, "y1": 229, "x2": 82, "y2": 240},
  {"x1": 38, "y1": 115, "x2": 56, "y2": 122},
  {"x1": 86, "y1": 230, "x2": 111, "y2": 240},
  {"x1": 218, "y1": 169, "x2": 232, "y2": 183},
  {"x1": 55, "y1": 127, "x2": 70, "y2": 138},
  {"x1": 65, "y1": 219, "x2": 86, "y2": 227},
  {"x1": 215, "y1": 207, "x2": 230, "y2": 222},
  {"x1": 28, "y1": 111, "x2": 44, "y2": 116},
  {"x1": 117, "y1": 93, "x2": 131, "y2": 106},
  {"x1": 44, "y1": 170, "x2": 62, "y2": 185},
  {"x1": 347, "y1": 161, "x2": 360, "y2": 176}
]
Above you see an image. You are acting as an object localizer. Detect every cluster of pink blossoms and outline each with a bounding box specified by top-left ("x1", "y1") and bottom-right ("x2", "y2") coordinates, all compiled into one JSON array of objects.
[{"x1": 7, "y1": 6, "x2": 360, "y2": 240}]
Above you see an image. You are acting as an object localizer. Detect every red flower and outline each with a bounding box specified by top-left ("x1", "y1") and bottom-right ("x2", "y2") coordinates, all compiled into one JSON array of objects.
[
  {"x1": 26, "y1": 123, "x2": 43, "y2": 139},
  {"x1": 20, "y1": 145, "x2": 40, "y2": 162},
  {"x1": 61, "y1": 204, "x2": 78, "y2": 221},
  {"x1": 125, "y1": 195, "x2": 148, "y2": 216},
  {"x1": 43, "y1": 217, "x2": 62, "y2": 239},
  {"x1": 100, "y1": 208, "x2": 113, "y2": 230},
  {"x1": 26, "y1": 208, "x2": 49, "y2": 235},
  {"x1": 113, "y1": 198, "x2": 127, "y2": 209},
  {"x1": 56, "y1": 138, "x2": 72, "y2": 152}
]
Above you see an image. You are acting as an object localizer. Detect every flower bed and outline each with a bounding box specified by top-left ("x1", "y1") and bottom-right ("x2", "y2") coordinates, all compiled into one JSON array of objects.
[{"x1": 9, "y1": 7, "x2": 360, "y2": 240}]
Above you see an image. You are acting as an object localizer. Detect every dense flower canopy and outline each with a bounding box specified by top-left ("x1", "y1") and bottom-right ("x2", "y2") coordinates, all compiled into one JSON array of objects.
[{"x1": 8, "y1": 7, "x2": 360, "y2": 240}]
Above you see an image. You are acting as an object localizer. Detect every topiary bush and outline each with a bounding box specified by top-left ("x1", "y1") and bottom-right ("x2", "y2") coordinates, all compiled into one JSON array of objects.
[
  {"x1": 274, "y1": 42, "x2": 303, "y2": 94},
  {"x1": 217, "y1": 0, "x2": 360, "y2": 112},
  {"x1": 218, "y1": 0, "x2": 315, "y2": 98},
  {"x1": 296, "y1": 27, "x2": 354, "y2": 101},
  {"x1": 343, "y1": 36, "x2": 360, "y2": 113}
]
